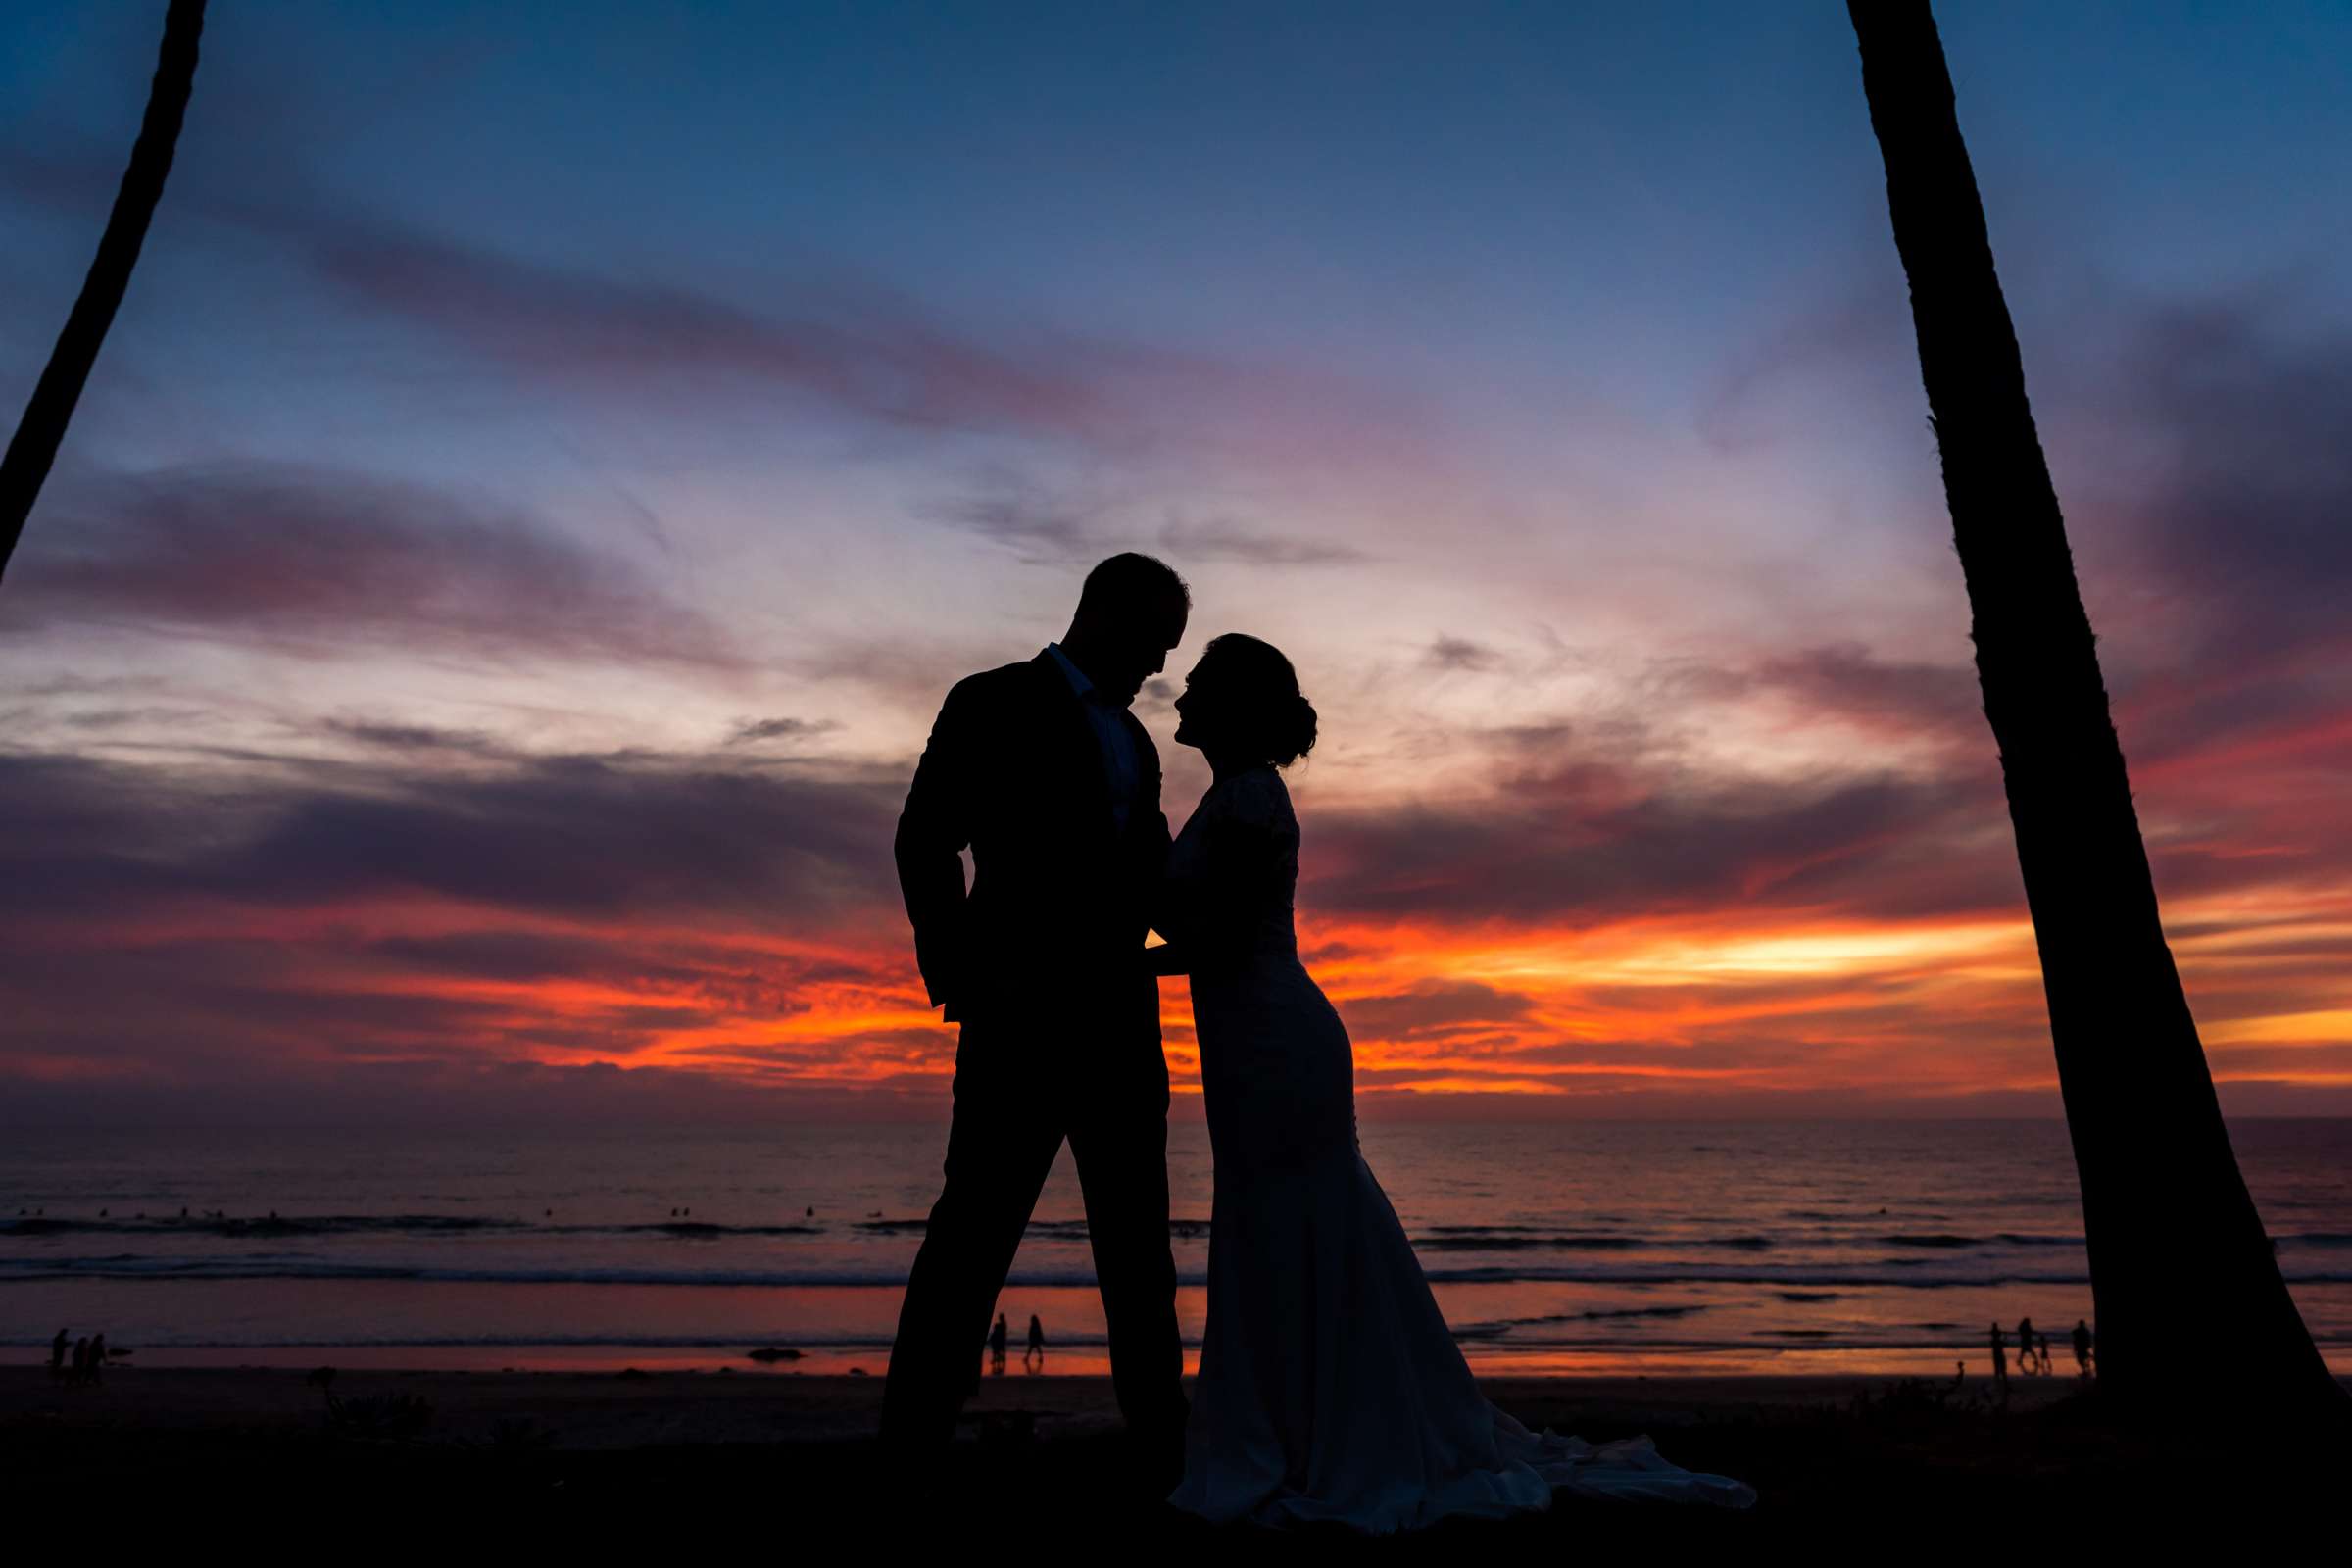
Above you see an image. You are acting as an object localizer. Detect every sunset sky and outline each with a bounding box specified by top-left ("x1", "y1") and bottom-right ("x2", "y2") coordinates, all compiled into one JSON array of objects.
[{"x1": 4, "y1": 1, "x2": 2350, "y2": 1123}]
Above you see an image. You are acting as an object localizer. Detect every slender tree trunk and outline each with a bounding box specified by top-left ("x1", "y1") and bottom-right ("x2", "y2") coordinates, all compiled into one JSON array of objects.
[
  {"x1": 1847, "y1": 1, "x2": 2341, "y2": 1420},
  {"x1": 0, "y1": 0, "x2": 205, "y2": 584}
]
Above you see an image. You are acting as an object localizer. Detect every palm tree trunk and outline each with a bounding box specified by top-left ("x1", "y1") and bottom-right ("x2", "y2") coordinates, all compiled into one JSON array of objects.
[
  {"x1": 0, "y1": 0, "x2": 206, "y2": 585},
  {"x1": 1846, "y1": 0, "x2": 2340, "y2": 1419}
]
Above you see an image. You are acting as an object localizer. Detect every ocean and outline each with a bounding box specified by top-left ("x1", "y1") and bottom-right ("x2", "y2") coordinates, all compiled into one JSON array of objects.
[{"x1": 7, "y1": 1118, "x2": 2349, "y2": 1377}]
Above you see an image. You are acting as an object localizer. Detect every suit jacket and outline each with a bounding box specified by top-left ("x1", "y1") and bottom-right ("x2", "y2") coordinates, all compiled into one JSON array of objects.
[{"x1": 896, "y1": 652, "x2": 1170, "y2": 1037}]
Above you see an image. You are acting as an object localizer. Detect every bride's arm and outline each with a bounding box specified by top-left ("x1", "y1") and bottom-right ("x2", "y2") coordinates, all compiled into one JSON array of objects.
[{"x1": 1159, "y1": 812, "x2": 1280, "y2": 975}]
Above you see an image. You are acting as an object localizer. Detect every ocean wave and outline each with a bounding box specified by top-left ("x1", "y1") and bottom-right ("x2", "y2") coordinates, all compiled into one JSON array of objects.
[
  {"x1": 22, "y1": 1254, "x2": 2321, "y2": 1290},
  {"x1": 856, "y1": 1217, "x2": 1214, "y2": 1236},
  {"x1": 1452, "y1": 1304, "x2": 1712, "y2": 1341},
  {"x1": 11, "y1": 1217, "x2": 2350, "y2": 1278},
  {"x1": 3, "y1": 1214, "x2": 520, "y2": 1239},
  {"x1": 1416, "y1": 1235, "x2": 1642, "y2": 1252},
  {"x1": 1, "y1": 1215, "x2": 833, "y2": 1242},
  {"x1": 1875, "y1": 1232, "x2": 2087, "y2": 1249},
  {"x1": 591, "y1": 1222, "x2": 824, "y2": 1239},
  {"x1": 21, "y1": 1215, "x2": 2280, "y2": 1255}
]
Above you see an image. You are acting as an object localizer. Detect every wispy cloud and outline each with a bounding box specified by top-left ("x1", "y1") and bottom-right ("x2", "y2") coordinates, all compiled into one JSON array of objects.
[
  {"x1": 725, "y1": 715, "x2": 839, "y2": 748},
  {"x1": 1155, "y1": 515, "x2": 1370, "y2": 567},
  {"x1": 0, "y1": 461, "x2": 735, "y2": 667},
  {"x1": 923, "y1": 469, "x2": 1371, "y2": 569},
  {"x1": 1423, "y1": 635, "x2": 1506, "y2": 673}
]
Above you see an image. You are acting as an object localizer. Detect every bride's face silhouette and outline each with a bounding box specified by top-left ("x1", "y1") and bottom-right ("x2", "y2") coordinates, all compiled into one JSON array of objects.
[
  {"x1": 1171, "y1": 658, "x2": 1216, "y2": 753},
  {"x1": 1173, "y1": 634, "x2": 1309, "y2": 770}
]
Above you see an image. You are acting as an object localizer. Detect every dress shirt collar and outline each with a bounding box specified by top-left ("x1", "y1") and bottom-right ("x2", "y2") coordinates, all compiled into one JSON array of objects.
[{"x1": 1044, "y1": 642, "x2": 1102, "y2": 705}]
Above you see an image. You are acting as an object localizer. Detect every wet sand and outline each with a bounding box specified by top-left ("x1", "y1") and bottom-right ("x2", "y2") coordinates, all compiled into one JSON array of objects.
[{"x1": 0, "y1": 1364, "x2": 2078, "y2": 1448}]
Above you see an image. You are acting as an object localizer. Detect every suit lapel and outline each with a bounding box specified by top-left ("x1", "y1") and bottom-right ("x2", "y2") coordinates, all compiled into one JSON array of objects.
[
  {"x1": 1118, "y1": 709, "x2": 1158, "y2": 818},
  {"x1": 1031, "y1": 652, "x2": 1116, "y2": 839}
]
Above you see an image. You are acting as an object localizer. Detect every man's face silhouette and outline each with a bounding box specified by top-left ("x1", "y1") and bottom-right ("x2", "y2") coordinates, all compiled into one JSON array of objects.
[{"x1": 1068, "y1": 601, "x2": 1187, "y2": 709}]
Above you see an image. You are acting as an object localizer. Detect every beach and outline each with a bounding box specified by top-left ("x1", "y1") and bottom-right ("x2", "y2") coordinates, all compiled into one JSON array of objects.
[
  {"x1": 9, "y1": 1362, "x2": 2325, "y2": 1533},
  {"x1": 0, "y1": 1364, "x2": 2072, "y2": 1448}
]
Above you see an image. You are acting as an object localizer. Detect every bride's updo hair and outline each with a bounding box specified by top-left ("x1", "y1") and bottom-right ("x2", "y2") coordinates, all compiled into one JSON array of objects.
[{"x1": 1201, "y1": 633, "x2": 1318, "y2": 767}]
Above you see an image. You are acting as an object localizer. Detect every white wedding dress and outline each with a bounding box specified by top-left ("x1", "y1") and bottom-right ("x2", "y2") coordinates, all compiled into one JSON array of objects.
[{"x1": 1160, "y1": 764, "x2": 1756, "y2": 1530}]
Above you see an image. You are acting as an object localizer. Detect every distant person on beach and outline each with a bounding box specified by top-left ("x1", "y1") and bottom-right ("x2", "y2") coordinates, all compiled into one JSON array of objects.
[
  {"x1": 49, "y1": 1328, "x2": 69, "y2": 1376},
  {"x1": 1025, "y1": 1314, "x2": 1046, "y2": 1371},
  {"x1": 988, "y1": 1313, "x2": 1008, "y2": 1374},
  {"x1": 2016, "y1": 1317, "x2": 2038, "y2": 1374},
  {"x1": 1988, "y1": 1322, "x2": 2009, "y2": 1394},
  {"x1": 68, "y1": 1336, "x2": 90, "y2": 1387},
  {"x1": 2035, "y1": 1331, "x2": 2052, "y2": 1376},
  {"x1": 2073, "y1": 1319, "x2": 2095, "y2": 1377},
  {"x1": 87, "y1": 1332, "x2": 107, "y2": 1384}
]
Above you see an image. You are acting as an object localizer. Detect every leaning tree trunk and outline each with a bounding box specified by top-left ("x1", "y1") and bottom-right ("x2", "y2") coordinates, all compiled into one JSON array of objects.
[
  {"x1": 0, "y1": 0, "x2": 205, "y2": 584},
  {"x1": 1847, "y1": 1, "x2": 2340, "y2": 1419}
]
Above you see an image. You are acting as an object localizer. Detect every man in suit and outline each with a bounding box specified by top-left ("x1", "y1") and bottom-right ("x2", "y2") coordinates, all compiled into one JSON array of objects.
[{"x1": 882, "y1": 553, "x2": 1192, "y2": 1486}]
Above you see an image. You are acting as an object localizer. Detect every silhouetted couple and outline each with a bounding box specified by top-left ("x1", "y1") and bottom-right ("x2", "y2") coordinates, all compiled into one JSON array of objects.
[
  {"x1": 881, "y1": 556, "x2": 1752, "y2": 1528},
  {"x1": 984, "y1": 1311, "x2": 1045, "y2": 1375},
  {"x1": 53, "y1": 1329, "x2": 105, "y2": 1386}
]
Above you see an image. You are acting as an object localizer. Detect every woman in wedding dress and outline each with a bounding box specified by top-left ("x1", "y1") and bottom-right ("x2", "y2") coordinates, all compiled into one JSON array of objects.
[{"x1": 1150, "y1": 633, "x2": 1755, "y2": 1531}]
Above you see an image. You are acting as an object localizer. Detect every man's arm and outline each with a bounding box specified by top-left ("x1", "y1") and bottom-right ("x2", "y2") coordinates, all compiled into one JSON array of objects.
[
  {"x1": 895, "y1": 679, "x2": 980, "y2": 1010},
  {"x1": 1135, "y1": 710, "x2": 1175, "y2": 944}
]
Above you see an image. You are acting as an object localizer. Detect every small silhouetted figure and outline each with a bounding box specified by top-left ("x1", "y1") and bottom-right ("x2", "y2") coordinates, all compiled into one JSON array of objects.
[
  {"x1": 2073, "y1": 1319, "x2": 2095, "y2": 1378},
  {"x1": 988, "y1": 1313, "x2": 1008, "y2": 1375},
  {"x1": 69, "y1": 1336, "x2": 91, "y2": 1386},
  {"x1": 87, "y1": 1332, "x2": 107, "y2": 1383},
  {"x1": 1988, "y1": 1322, "x2": 2008, "y2": 1395},
  {"x1": 2034, "y1": 1331, "x2": 2052, "y2": 1376},
  {"x1": 49, "y1": 1328, "x2": 70, "y2": 1376},
  {"x1": 1025, "y1": 1314, "x2": 1046, "y2": 1371},
  {"x1": 805, "y1": 1206, "x2": 814, "y2": 1217},
  {"x1": 308, "y1": 1365, "x2": 340, "y2": 1415},
  {"x1": 2015, "y1": 1317, "x2": 2036, "y2": 1374}
]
